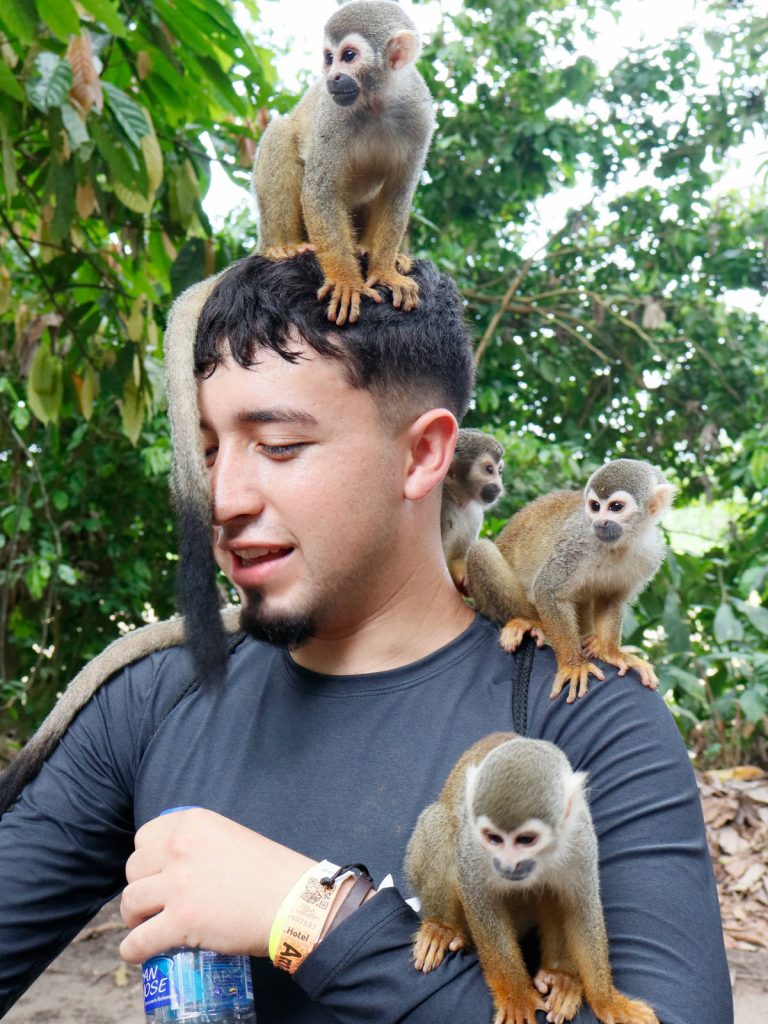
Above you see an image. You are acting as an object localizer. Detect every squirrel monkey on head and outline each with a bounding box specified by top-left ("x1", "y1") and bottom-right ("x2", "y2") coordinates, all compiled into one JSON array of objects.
[
  {"x1": 441, "y1": 429, "x2": 505, "y2": 590},
  {"x1": 252, "y1": 0, "x2": 435, "y2": 326},
  {"x1": 405, "y1": 732, "x2": 660, "y2": 1024},
  {"x1": 467, "y1": 459, "x2": 675, "y2": 704}
]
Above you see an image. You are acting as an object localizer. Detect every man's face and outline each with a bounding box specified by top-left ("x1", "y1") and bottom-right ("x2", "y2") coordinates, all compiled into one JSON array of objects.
[{"x1": 198, "y1": 342, "x2": 406, "y2": 646}]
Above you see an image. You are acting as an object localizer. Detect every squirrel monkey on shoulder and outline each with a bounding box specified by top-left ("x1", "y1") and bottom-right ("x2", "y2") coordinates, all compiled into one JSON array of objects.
[
  {"x1": 466, "y1": 459, "x2": 675, "y2": 704},
  {"x1": 405, "y1": 732, "x2": 660, "y2": 1024},
  {"x1": 252, "y1": 0, "x2": 435, "y2": 326}
]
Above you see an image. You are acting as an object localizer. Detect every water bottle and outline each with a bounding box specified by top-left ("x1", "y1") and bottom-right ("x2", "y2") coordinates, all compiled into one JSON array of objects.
[
  {"x1": 141, "y1": 807, "x2": 256, "y2": 1023},
  {"x1": 142, "y1": 947, "x2": 255, "y2": 1022}
]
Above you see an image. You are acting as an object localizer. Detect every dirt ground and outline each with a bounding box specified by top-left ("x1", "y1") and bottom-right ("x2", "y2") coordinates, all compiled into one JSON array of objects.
[{"x1": 2, "y1": 897, "x2": 761, "y2": 1023}]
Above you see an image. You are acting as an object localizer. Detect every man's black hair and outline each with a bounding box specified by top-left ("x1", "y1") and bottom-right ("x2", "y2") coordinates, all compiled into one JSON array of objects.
[{"x1": 195, "y1": 253, "x2": 475, "y2": 422}]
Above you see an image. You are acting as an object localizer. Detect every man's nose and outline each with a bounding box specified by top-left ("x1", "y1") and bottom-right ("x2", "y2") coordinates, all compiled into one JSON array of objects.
[{"x1": 210, "y1": 447, "x2": 265, "y2": 524}]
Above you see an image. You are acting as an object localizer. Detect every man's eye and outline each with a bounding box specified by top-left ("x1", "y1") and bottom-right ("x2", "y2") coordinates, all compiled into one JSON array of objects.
[
  {"x1": 259, "y1": 443, "x2": 306, "y2": 459},
  {"x1": 203, "y1": 446, "x2": 217, "y2": 467}
]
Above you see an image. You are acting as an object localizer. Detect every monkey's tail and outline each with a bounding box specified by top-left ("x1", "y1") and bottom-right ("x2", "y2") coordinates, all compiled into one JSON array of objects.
[
  {"x1": 466, "y1": 539, "x2": 530, "y2": 624},
  {"x1": 0, "y1": 610, "x2": 242, "y2": 817},
  {"x1": 164, "y1": 274, "x2": 229, "y2": 684}
]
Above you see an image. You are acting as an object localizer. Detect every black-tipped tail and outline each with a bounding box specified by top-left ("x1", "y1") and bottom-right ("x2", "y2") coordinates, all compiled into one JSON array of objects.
[{"x1": 177, "y1": 504, "x2": 228, "y2": 684}]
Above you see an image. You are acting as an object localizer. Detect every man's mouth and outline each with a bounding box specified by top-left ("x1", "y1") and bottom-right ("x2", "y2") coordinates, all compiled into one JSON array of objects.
[{"x1": 237, "y1": 547, "x2": 291, "y2": 566}]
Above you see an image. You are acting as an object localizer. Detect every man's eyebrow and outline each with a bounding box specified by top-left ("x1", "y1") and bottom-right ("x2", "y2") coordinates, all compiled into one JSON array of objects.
[
  {"x1": 234, "y1": 408, "x2": 319, "y2": 426},
  {"x1": 198, "y1": 408, "x2": 320, "y2": 432}
]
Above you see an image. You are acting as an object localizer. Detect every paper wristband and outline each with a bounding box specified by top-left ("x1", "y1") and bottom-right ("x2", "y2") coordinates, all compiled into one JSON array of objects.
[{"x1": 269, "y1": 860, "x2": 345, "y2": 974}]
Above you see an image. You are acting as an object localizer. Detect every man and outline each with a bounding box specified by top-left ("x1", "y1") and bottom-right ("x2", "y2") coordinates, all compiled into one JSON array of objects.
[{"x1": 0, "y1": 255, "x2": 731, "y2": 1022}]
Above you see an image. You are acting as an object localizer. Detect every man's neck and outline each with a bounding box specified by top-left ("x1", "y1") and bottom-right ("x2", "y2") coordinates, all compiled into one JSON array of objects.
[{"x1": 288, "y1": 574, "x2": 475, "y2": 676}]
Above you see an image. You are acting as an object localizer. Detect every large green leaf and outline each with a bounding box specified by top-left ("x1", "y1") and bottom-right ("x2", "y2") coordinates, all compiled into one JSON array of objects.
[
  {"x1": 26, "y1": 53, "x2": 73, "y2": 112},
  {"x1": 102, "y1": 81, "x2": 150, "y2": 146},
  {"x1": 0, "y1": 0, "x2": 38, "y2": 45},
  {"x1": 36, "y1": 0, "x2": 80, "y2": 42},
  {"x1": 78, "y1": 0, "x2": 126, "y2": 37}
]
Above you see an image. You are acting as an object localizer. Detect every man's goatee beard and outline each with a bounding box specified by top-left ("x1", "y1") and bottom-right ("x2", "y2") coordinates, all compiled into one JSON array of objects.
[{"x1": 239, "y1": 590, "x2": 314, "y2": 649}]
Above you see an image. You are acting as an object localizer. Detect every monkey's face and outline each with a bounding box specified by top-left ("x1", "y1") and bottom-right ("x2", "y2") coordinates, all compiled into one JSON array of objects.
[
  {"x1": 474, "y1": 814, "x2": 555, "y2": 887},
  {"x1": 468, "y1": 453, "x2": 504, "y2": 508},
  {"x1": 584, "y1": 487, "x2": 639, "y2": 545},
  {"x1": 198, "y1": 341, "x2": 416, "y2": 646},
  {"x1": 322, "y1": 33, "x2": 370, "y2": 107}
]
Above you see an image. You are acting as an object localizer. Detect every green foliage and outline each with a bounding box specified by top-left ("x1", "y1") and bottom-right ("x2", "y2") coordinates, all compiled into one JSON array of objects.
[{"x1": 0, "y1": 0, "x2": 269, "y2": 731}]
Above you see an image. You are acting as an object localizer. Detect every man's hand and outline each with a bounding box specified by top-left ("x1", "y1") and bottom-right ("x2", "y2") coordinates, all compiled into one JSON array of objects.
[{"x1": 119, "y1": 808, "x2": 315, "y2": 963}]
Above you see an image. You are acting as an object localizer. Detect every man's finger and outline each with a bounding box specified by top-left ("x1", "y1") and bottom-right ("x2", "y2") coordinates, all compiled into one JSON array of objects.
[
  {"x1": 119, "y1": 907, "x2": 187, "y2": 965},
  {"x1": 120, "y1": 874, "x2": 167, "y2": 929}
]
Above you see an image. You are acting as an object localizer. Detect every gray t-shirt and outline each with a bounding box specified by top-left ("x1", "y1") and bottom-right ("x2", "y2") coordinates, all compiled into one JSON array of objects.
[{"x1": 0, "y1": 615, "x2": 732, "y2": 1022}]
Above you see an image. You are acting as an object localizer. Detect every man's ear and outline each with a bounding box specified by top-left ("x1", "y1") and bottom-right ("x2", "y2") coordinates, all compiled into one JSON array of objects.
[{"x1": 402, "y1": 409, "x2": 458, "y2": 501}]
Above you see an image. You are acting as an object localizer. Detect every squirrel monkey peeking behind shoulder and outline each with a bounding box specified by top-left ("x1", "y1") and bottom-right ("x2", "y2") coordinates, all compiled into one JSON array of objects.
[{"x1": 252, "y1": 1, "x2": 435, "y2": 326}]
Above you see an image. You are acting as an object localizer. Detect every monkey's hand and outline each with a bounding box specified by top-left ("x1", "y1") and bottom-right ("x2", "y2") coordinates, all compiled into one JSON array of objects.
[
  {"x1": 499, "y1": 618, "x2": 545, "y2": 652},
  {"x1": 589, "y1": 990, "x2": 659, "y2": 1024},
  {"x1": 533, "y1": 969, "x2": 583, "y2": 1023},
  {"x1": 412, "y1": 919, "x2": 466, "y2": 973},
  {"x1": 581, "y1": 639, "x2": 659, "y2": 690},
  {"x1": 317, "y1": 275, "x2": 383, "y2": 326},
  {"x1": 264, "y1": 243, "x2": 316, "y2": 259},
  {"x1": 364, "y1": 267, "x2": 420, "y2": 312},
  {"x1": 550, "y1": 661, "x2": 605, "y2": 704}
]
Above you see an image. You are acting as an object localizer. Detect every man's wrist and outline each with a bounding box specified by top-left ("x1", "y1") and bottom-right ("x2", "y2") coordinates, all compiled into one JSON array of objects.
[{"x1": 269, "y1": 861, "x2": 375, "y2": 973}]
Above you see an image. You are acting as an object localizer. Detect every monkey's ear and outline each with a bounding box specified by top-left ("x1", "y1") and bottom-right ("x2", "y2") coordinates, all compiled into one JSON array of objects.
[
  {"x1": 386, "y1": 29, "x2": 420, "y2": 69},
  {"x1": 648, "y1": 482, "x2": 676, "y2": 520},
  {"x1": 563, "y1": 770, "x2": 588, "y2": 820}
]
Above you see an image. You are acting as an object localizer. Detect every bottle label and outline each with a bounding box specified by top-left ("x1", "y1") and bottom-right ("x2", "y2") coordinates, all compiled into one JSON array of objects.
[
  {"x1": 142, "y1": 955, "x2": 175, "y2": 1012},
  {"x1": 142, "y1": 950, "x2": 254, "y2": 1016}
]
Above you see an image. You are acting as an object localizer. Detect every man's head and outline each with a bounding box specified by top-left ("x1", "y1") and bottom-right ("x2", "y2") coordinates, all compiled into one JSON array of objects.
[
  {"x1": 167, "y1": 254, "x2": 474, "y2": 672},
  {"x1": 194, "y1": 253, "x2": 474, "y2": 429}
]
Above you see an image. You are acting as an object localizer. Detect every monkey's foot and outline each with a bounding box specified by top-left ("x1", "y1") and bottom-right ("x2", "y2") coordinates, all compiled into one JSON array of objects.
[
  {"x1": 549, "y1": 661, "x2": 605, "y2": 704},
  {"x1": 317, "y1": 277, "x2": 382, "y2": 326},
  {"x1": 499, "y1": 618, "x2": 544, "y2": 653},
  {"x1": 412, "y1": 919, "x2": 465, "y2": 973},
  {"x1": 581, "y1": 640, "x2": 659, "y2": 690},
  {"x1": 264, "y1": 243, "x2": 315, "y2": 259},
  {"x1": 534, "y1": 969, "x2": 582, "y2": 1023},
  {"x1": 491, "y1": 987, "x2": 547, "y2": 1024},
  {"x1": 589, "y1": 991, "x2": 659, "y2": 1024},
  {"x1": 364, "y1": 268, "x2": 420, "y2": 311}
]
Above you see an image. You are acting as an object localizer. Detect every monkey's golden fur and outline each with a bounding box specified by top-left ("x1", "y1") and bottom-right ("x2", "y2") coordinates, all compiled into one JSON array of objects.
[
  {"x1": 253, "y1": 0, "x2": 434, "y2": 326},
  {"x1": 467, "y1": 460, "x2": 674, "y2": 703},
  {"x1": 405, "y1": 732, "x2": 659, "y2": 1024}
]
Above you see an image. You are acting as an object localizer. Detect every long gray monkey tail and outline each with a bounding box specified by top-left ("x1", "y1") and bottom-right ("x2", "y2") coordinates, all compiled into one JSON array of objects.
[
  {"x1": 0, "y1": 608, "x2": 242, "y2": 817},
  {"x1": 164, "y1": 274, "x2": 229, "y2": 685}
]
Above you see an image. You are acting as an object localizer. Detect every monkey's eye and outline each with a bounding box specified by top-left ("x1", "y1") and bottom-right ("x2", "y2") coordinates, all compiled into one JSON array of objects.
[
  {"x1": 589, "y1": 500, "x2": 600, "y2": 513},
  {"x1": 608, "y1": 501, "x2": 625, "y2": 513},
  {"x1": 515, "y1": 832, "x2": 538, "y2": 847},
  {"x1": 323, "y1": 50, "x2": 333, "y2": 65},
  {"x1": 341, "y1": 47, "x2": 357, "y2": 62},
  {"x1": 481, "y1": 829, "x2": 504, "y2": 847},
  {"x1": 485, "y1": 464, "x2": 495, "y2": 474}
]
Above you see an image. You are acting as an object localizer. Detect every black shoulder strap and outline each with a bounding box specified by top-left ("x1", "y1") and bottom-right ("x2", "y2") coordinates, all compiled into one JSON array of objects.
[{"x1": 511, "y1": 634, "x2": 535, "y2": 734}]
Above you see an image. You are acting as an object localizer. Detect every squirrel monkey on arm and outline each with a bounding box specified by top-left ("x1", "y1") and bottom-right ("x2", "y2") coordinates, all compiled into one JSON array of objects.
[
  {"x1": 405, "y1": 732, "x2": 660, "y2": 1024},
  {"x1": 252, "y1": 0, "x2": 435, "y2": 326},
  {"x1": 466, "y1": 459, "x2": 675, "y2": 703}
]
